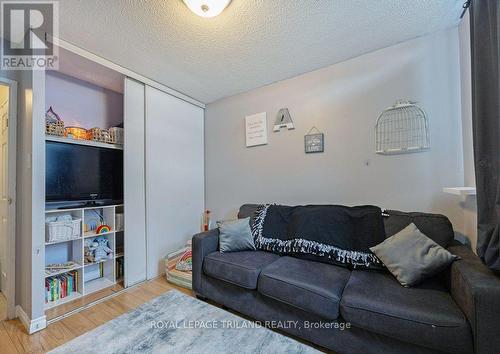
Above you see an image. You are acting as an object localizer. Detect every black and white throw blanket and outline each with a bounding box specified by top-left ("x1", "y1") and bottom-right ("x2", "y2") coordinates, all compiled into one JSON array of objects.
[{"x1": 251, "y1": 204, "x2": 386, "y2": 269}]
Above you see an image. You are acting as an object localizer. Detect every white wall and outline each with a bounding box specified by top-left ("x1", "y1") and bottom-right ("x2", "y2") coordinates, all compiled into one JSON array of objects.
[
  {"x1": 45, "y1": 71, "x2": 123, "y2": 129},
  {"x1": 205, "y1": 27, "x2": 468, "y2": 237}
]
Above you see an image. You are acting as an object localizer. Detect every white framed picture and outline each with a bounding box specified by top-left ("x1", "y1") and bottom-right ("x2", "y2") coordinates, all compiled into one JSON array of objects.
[{"x1": 245, "y1": 112, "x2": 268, "y2": 147}]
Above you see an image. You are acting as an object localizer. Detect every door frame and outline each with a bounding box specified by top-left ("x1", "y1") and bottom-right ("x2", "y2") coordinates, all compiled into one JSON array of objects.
[{"x1": 0, "y1": 76, "x2": 17, "y2": 320}]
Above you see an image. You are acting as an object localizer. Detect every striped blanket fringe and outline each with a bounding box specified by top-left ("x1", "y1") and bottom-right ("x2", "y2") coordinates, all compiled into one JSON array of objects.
[{"x1": 251, "y1": 204, "x2": 383, "y2": 268}]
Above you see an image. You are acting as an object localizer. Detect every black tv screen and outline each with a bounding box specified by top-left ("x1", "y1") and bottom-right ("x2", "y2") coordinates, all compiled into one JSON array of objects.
[{"x1": 46, "y1": 141, "x2": 123, "y2": 203}]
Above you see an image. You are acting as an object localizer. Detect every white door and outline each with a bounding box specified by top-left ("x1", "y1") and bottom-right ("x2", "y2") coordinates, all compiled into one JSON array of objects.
[
  {"x1": 123, "y1": 78, "x2": 147, "y2": 287},
  {"x1": 0, "y1": 85, "x2": 8, "y2": 295},
  {"x1": 0, "y1": 78, "x2": 16, "y2": 320},
  {"x1": 145, "y1": 86, "x2": 204, "y2": 279}
]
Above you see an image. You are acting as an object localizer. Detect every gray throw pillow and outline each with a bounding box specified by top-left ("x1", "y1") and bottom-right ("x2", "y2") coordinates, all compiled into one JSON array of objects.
[
  {"x1": 370, "y1": 223, "x2": 458, "y2": 287},
  {"x1": 217, "y1": 217, "x2": 256, "y2": 253}
]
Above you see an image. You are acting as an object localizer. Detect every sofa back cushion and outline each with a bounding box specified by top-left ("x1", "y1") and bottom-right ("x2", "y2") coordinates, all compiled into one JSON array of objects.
[{"x1": 383, "y1": 210, "x2": 454, "y2": 248}]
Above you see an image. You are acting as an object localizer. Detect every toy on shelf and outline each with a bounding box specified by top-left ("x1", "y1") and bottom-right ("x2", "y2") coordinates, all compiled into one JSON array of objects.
[
  {"x1": 94, "y1": 236, "x2": 113, "y2": 261},
  {"x1": 45, "y1": 107, "x2": 65, "y2": 136},
  {"x1": 88, "y1": 127, "x2": 112, "y2": 143},
  {"x1": 84, "y1": 239, "x2": 97, "y2": 264},
  {"x1": 96, "y1": 225, "x2": 111, "y2": 234},
  {"x1": 109, "y1": 127, "x2": 124, "y2": 144},
  {"x1": 65, "y1": 126, "x2": 88, "y2": 140},
  {"x1": 84, "y1": 236, "x2": 113, "y2": 263}
]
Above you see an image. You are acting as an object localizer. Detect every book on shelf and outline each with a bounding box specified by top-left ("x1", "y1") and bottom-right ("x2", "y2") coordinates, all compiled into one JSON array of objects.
[
  {"x1": 45, "y1": 270, "x2": 79, "y2": 303},
  {"x1": 116, "y1": 257, "x2": 124, "y2": 279},
  {"x1": 85, "y1": 262, "x2": 105, "y2": 282}
]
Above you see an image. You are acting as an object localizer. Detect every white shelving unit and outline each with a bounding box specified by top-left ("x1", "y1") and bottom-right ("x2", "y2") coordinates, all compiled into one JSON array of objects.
[{"x1": 44, "y1": 204, "x2": 124, "y2": 309}]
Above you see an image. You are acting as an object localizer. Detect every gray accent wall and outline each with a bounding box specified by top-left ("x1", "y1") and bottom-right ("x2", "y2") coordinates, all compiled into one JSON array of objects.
[{"x1": 205, "y1": 27, "x2": 468, "y2": 238}]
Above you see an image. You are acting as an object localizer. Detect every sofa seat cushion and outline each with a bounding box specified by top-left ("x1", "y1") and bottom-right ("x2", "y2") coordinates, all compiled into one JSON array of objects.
[
  {"x1": 258, "y1": 256, "x2": 351, "y2": 320},
  {"x1": 203, "y1": 251, "x2": 280, "y2": 289},
  {"x1": 340, "y1": 271, "x2": 473, "y2": 354}
]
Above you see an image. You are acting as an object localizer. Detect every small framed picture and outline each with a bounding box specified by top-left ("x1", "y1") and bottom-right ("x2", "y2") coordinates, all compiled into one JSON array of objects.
[{"x1": 304, "y1": 133, "x2": 324, "y2": 153}]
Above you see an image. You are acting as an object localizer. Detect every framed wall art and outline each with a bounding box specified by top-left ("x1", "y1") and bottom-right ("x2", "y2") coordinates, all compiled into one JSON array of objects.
[
  {"x1": 304, "y1": 127, "x2": 324, "y2": 153},
  {"x1": 245, "y1": 112, "x2": 268, "y2": 147}
]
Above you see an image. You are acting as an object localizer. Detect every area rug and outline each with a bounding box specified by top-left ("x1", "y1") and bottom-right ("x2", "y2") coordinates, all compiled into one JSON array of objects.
[{"x1": 49, "y1": 290, "x2": 319, "y2": 353}]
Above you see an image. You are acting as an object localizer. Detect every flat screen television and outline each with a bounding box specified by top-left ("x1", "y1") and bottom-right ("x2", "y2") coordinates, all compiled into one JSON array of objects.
[{"x1": 46, "y1": 141, "x2": 123, "y2": 205}]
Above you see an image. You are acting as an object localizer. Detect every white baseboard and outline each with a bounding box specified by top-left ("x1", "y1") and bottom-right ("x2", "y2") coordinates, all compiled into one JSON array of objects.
[{"x1": 15, "y1": 305, "x2": 46, "y2": 334}]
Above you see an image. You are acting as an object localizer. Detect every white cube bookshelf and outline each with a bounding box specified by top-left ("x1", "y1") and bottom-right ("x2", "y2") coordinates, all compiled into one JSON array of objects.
[{"x1": 44, "y1": 204, "x2": 124, "y2": 310}]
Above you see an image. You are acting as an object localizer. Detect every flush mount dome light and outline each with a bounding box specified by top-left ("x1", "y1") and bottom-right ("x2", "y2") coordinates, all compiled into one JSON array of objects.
[{"x1": 183, "y1": 0, "x2": 231, "y2": 18}]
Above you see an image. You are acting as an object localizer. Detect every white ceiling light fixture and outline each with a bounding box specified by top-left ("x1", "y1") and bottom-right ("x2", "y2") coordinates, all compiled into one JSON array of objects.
[{"x1": 183, "y1": 0, "x2": 231, "y2": 18}]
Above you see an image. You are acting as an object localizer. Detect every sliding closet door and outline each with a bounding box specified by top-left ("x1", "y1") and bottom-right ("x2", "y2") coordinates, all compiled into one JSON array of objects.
[
  {"x1": 124, "y1": 78, "x2": 147, "y2": 287},
  {"x1": 145, "y1": 86, "x2": 204, "y2": 279}
]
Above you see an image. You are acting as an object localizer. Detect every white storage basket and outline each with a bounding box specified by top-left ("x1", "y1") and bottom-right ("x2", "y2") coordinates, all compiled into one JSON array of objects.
[{"x1": 46, "y1": 218, "x2": 81, "y2": 243}]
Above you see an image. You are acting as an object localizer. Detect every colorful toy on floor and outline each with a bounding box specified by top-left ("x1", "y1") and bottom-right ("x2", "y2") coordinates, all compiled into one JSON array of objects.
[{"x1": 175, "y1": 249, "x2": 192, "y2": 272}]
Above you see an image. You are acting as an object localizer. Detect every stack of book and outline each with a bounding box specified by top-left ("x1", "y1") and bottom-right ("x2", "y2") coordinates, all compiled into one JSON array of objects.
[
  {"x1": 116, "y1": 257, "x2": 124, "y2": 279},
  {"x1": 45, "y1": 270, "x2": 78, "y2": 303}
]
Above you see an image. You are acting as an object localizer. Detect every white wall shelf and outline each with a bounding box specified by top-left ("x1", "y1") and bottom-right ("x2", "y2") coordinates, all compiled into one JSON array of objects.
[
  {"x1": 443, "y1": 187, "x2": 476, "y2": 196},
  {"x1": 45, "y1": 135, "x2": 123, "y2": 150},
  {"x1": 84, "y1": 230, "x2": 116, "y2": 238},
  {"x1": 84, "y1": 258, "x2": 113, "y2": 267}
]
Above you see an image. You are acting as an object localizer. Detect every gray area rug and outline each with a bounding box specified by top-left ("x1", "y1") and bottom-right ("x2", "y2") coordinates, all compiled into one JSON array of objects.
[{"x1": 49, "y1": 290, "x2": 319, "y2": 353}]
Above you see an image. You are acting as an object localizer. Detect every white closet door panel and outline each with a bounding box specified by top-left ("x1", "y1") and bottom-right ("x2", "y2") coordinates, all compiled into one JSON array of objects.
[
  {"x1": 145, "y1": 86, "x2": 204, "y2": 279},
  {"x1": 124, "y1": 78, "x2": 147, "y2": 287}
]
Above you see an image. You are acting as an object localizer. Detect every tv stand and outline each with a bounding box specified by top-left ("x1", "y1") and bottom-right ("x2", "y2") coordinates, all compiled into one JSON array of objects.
[
  {"x1": 47, "y1": 200, "x2": 118, "y2": 210},
  {"x1": 81, "y1": 200, "x2": 104, "y2": 207}
]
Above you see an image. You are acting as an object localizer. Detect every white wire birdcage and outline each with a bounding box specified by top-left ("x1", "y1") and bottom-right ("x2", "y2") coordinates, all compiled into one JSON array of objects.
[{"x1": 375, "y1": 101, "x2": 430, "y2": 155}]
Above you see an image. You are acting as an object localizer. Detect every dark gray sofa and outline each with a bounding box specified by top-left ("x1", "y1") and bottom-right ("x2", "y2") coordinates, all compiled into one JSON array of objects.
[{"x1": 192, "y1": 204, "x2": 500, "y2": 354}]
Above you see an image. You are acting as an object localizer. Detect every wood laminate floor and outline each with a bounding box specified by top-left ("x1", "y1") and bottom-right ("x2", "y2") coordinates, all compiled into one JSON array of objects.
[
  {"x1": 45, "y1": 281, "x2": 125, "y2": 321},
  {"x1": 0, "y1": 292, "x2": 7, "y2": 321},
  {"x1": 0, "y1": 277, "x2": 192, "y2": 353},
  {"x1": 0, "y1": 278, "x2": 326, "y2": 354}
]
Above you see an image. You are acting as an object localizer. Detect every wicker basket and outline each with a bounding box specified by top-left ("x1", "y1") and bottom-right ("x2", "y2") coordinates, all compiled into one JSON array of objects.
[
  {"x1": 109, "y1": 127, "x2": 124, "y2": 145},
  {"x1": 46, "y1": 218, "x2": 82, "y2": 243},
  {"x1": 46, "y1": 120, "x2": 64, "y2": 136},
  {"x1": 88, "y1": 127, "x2": 112, "y2": 143}
]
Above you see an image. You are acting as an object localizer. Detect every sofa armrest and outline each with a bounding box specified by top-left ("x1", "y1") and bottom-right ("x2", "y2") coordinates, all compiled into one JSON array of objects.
[
  {"x1": 192, "y1": 229, "x2": 219, "y2": 295},
  {"x1": 447, "y1": 243, "x2": 500, "y2": 354}
]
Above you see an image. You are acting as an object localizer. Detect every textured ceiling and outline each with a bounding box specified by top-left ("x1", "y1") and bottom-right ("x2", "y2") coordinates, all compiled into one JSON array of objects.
[{"x1": 57, "y1": 0, "x2": 464, "y2": 103}]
